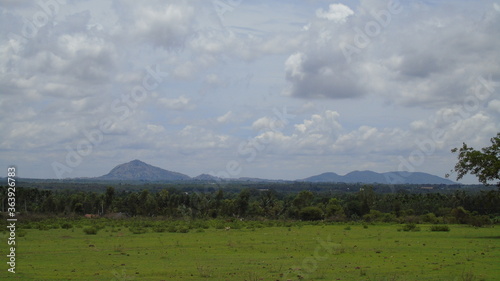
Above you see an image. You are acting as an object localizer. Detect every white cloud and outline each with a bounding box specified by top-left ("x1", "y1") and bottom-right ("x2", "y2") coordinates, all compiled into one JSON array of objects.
[
  {"x1": 285, "y1": 1, "x2": 500, "y2": 107},
  {"x1": 316, "y1": 3, "x2": 354, "y2": 23},
  {"x1": 158, "y1": 96, "x2": 193, "y2": 111},
  {"x1": 176, "y1": 125, "x2": 231, "y2": 150},
  {"x1": 131, "y1": 3, "x2": 195, "y2": 49},
  {"x1": 216, "y1": 111, "x2": 233, "y2": 123},
  {"x1": 0, "y1": 0, "x2": 498, "y2": 183},
  {"x1": 284, "y1": 52, "x2": 306, "y2": 80}
]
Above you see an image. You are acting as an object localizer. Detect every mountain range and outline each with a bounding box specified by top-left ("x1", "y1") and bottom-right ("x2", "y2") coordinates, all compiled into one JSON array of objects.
[
  {"x1": 300, "y1": 170, "x2": 455, "y2": 184},
  {"x1": 95, "y1": 160, "x2": 456, "y2": 184}
]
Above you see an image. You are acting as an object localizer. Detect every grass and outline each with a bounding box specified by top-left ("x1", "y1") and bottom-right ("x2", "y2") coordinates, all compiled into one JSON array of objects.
[{"x1": 4, "y1": 221, "x2": 499, "y2": 280}]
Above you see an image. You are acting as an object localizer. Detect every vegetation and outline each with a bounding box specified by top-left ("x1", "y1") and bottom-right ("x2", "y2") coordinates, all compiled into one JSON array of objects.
[
  {"x1": 7, "y1": 219, "x2": 499, "y2": 280},
  {"x1": 450, "y1": 132, "x2": 500, "y2": 186},
  {"x1": 430, "y1": 225, "x2": 450, "y2": 232},
  {"x1": 2, "y1": 179, "x2": 499, "y2": 280},
  {"x1": 2, "y1": 183, "x2": 499, "y2": 228}
]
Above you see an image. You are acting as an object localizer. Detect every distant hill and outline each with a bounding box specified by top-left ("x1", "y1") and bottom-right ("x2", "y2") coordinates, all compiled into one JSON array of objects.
[
  {"x1": 97, "y1": 160, "x2": 191, "y2": 181},
  {"x1": 300, "y1": 170, "x2": 455, "y2": 184},
  {"x1": 193, "y1": 174, "x2": 222, "y2": 181},
  {"x1": 94, "y1": 160, "x2": 454, "y2": 184}
]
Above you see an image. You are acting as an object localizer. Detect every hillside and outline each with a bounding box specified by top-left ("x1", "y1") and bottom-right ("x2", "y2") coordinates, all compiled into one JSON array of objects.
[
  {"x1": 97, "y1": 160, "x2": 191, "y2": 181},
  {"x1": 301, "y1": 170, "x2": 455, "y2": 184}
]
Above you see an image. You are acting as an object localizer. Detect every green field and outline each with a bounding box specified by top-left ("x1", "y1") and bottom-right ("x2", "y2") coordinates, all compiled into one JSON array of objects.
[{"x1": 3, "y1": 221, "x2": 499, "y2": 281}]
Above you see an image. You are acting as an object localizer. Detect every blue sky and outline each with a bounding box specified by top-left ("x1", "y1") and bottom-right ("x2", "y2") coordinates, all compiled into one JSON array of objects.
[{"x1": 1, "y1": 0, "x2": 499, "y2": 183}]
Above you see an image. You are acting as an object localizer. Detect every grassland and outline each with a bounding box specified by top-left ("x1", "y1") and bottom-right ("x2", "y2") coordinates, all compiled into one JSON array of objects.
[{"x1": 2, "y1": 220, "x2": 499, "y2": 281}]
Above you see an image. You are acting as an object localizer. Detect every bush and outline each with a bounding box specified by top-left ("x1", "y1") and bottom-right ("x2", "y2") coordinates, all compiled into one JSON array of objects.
[
  {"x1": 61, "y1": 222, "x2": 73, "y2": 229},
  {"x1": 129, "y1": 227, "x2": 147, "y2": 234},
  {"x1": 153, "y1": 226, "x2": 166, "y2": 233},
  {"x1": 83, "y1": 226, "x2": 98, "y2": 235},
  {"x1": 37, "y1": 224, "x2": 50, "y2": 231},
  {"x1": 421, "y1": 213, "x2": 438, "y2": 224},
  {"x1": 299, "y1": 207, "x2": 324, "y2": 221},
  {"x1": 430, "y1": 225, "x2": 450, "y2": 232},
  {"x1": 467, "y1": 215, "x2": 491, "y2": 227},
  {"x1": 177, "y1": 226, "x2": 190, "y2": 233},
  {"x1": 399, "y1": 223, "x2": 420, "y2": 232}
]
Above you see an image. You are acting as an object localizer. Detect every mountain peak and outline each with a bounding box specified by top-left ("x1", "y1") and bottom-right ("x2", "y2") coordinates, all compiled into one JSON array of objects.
[{"x1": 98, "y1": 160, "x2": 191, "y2": 181}]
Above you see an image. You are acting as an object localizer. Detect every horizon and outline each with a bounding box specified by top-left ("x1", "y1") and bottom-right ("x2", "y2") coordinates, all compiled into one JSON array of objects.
[
  {"x1": 2, "y1": 1, "x2": 499, "y2": 185},
  {"x1": 9, "y1": 159, "x2": 460, "y2": 184}
]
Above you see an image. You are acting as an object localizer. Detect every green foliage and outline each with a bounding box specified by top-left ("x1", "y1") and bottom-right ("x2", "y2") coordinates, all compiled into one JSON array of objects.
[
  {"x1": 421, "y1": 212, "x2": 438, "y2": 224},
  {"x1": 299, "y1": 206, "x2": 324, "y2": 221},
  {"x1": 152, "y1": 225, "x2": 166, "y2": 233},
  {"x1": 467, "y1": 215, "x2": 491, "y2": 227},
  {"x1": 399, "y1": 223, "x2": 421, "y2": 232},
  {"x1": 176, "y1": 225, "x2": 190, "y2": 233},
  {"x1": 450, "y1": 132, "x2": 500, "y2": 186},
  {"x1": 7, "y1": 178, "x2": 500, "y2": 225},
  {"x1": 61, "y1": 222, "x2": 73, "y2": 229},
  {"x1": 129, "y1": 227, "x2": 147, "y2": 234},
  {"x1": 37, "y1": 224, "x2": 51, "y2": 231},
  {"x1": 83, "y1": 226, "x2": 98, "y2": 235}
]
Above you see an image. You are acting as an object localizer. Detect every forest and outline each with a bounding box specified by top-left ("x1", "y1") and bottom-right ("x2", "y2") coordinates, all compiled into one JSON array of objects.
[{"x1": 2, "y1": 182, "x2": 499, "y2": 227}]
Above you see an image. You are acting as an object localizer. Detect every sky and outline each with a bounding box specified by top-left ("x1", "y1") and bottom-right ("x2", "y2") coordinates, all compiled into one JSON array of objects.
[{"x1": 1, "y1": 0, "x2": 499, "y2": 184}]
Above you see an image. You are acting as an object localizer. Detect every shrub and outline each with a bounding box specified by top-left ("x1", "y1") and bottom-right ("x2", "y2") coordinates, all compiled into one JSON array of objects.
[
  {"x1": 153, "y1": 226, "x2": 166, "y2": 233},
  {"x1": 399, "y1": 223, "x2": 420, "y2": 232},
  {"x1": 177, "y1": 226, "x2": 190, "y2": 233},
  {"x1": 467, "y1": 215, "x2": 491, "y2": 227},
  {"x1": 421, "y1": 213, "x2": 438, "y2": 224},
  {"x1": 430, "y1": 225, "x2": 450, "y2": 232},
  {"x1": 37, "y1": 224, "x2": 50, "y2": 231},
  {"x1": 83, "y1": 226, "x2": 98, "y2": 235},
  {"x1": 299, "y1": 207, "x2": 324, "y2": 221},
  {"x1": 129, "y1": 227, "x2": 147, "y2": 234},
  {"x1": 61, "y1": 222, "x2": 73, "y2": 229}
]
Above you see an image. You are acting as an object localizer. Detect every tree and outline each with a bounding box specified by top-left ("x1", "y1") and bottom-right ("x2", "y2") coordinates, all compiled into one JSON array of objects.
[
  {"x1": 293, "y1": 190, "x2": 313, "y2": 209},
  {"x1": 449, "y1": 132, "x2": 500, "y2": 186},
  {"x1": 299, "y1": 206, "x2": 324, "y2": 221},
  {"x1": 235, "y1": 189, "x2": 250, "y2": 217},
  {"x1": 104, "y1": 186, "x2": 115, "y2": 214}
]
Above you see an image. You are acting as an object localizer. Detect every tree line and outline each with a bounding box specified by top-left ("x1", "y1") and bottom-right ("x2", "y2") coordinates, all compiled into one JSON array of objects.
[{"x1": 2, "y1": 185, "x2": 499, "y2": 226}]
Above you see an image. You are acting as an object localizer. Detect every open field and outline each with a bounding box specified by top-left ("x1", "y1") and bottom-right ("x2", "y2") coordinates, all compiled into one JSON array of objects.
[{"x1": 2, "y1": 221, "x2": 499, "y2": 281}]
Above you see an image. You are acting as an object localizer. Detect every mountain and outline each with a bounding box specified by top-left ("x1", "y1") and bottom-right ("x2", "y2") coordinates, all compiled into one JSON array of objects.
[
  {"x1": 301, "y1": 172, "x2": 342, "y2": 182},
  {"x1": 301, "y1": 170, "x2": 455, "y2": 184},
  {"x1": 98, "y1": 160, "x2": 191, "y2": 181},
  {"x1": 193, "y1": 174, "x2": 222, "y2": 181}
]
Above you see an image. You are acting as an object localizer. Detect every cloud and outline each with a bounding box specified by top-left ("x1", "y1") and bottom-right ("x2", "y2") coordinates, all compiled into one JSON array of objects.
[
  {"x1": 316, "y1": 3, "x2": 354, "y2": 23},
  {"x1": 130, "y1": 2, "x2": 195, "y2": 49},
  {"x1": 488, "y1": 99, "x2": 500, "y2": 113},
  {"x1": 283, "y1": 50, "x2": 365, "y2": 99},
  {"x1": 158, "y1": 95, "x2": 194, "y2": 111},
  {"x1": 249, "y1": 110, "x2": 343, "y2": 154},
  {"x1": 283, "y1": 1, "x2": 500, "y2": 108},
  {"x1": 176, "y1": 125, "x2": 231, "y2": 150},
  {"x1": 0, "y1": 0, "x2": 498, "y2": 182},
  {"x1": 216, "y1": 111, "x2": 233, "y2": 123}
]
